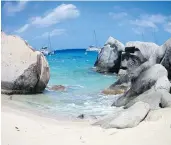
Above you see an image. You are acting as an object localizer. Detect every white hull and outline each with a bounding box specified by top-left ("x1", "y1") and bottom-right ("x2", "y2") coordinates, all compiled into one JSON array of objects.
[
  {"x1": 86, "y1": 47, "x2": 101, "y2": 52},
  {"x1": 40, "y1": 50, "x2": 50, "y2": 56},
  {"x1": 40, "y1": 49, "x2": 54, "y2": 56}
]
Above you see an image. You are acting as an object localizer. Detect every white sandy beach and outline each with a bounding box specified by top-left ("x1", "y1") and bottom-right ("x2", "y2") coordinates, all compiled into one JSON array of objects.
[{"x1": 1, "y1": 94, "x2": 171, "y2": 145}]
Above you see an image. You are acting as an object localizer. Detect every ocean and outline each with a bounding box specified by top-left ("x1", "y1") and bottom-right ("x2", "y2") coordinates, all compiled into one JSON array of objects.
[{"x1": 13, "y1": 49, "x2": 119, "y2": 118}]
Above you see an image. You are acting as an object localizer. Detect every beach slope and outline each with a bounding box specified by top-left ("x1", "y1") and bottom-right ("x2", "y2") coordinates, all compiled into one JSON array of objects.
[{"x1": 1, "y1": 97, "x2": 171, "y2": 145}]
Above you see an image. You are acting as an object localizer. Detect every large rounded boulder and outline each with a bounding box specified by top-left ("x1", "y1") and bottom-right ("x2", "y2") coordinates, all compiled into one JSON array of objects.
[
  {"x1": 94, "y1": 36, "x2": 124, "y2": 73},
  {"x1": 113, "y1": 64, "x2": 168, "y2": 107},
  {"x1": 93, "y1": 101, "x2": 150, "y2": 129},
  {"x1": 1, "y1": 32, "x2": 50, "y2": 94}
]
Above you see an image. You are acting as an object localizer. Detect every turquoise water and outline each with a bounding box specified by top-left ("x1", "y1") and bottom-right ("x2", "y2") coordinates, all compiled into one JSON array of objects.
[
  {"x1": 47, "y1": 49, "x2": 116, "y2": 94},
  {"x1": 23, "y1": 49, "x2": 118, "y2": 117}
]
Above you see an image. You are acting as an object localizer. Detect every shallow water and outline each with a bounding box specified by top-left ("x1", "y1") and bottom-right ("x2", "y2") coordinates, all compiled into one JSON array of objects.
[{"x1": 14, "y1": 49, "x2": 119, "y2": 117}]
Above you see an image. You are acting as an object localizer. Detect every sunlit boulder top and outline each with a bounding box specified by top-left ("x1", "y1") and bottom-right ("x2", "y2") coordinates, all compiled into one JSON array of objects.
[
  {"x1": 105, "y1": 36, "x2": 125, "y2": 51},
  {"x1": 125, "y1": 41, "x2": 159, "y2": 60}
]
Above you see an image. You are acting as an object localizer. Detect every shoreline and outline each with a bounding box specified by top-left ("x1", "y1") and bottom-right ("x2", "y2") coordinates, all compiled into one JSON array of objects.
[
  {"x1": 1, "y1": 90, "x2": 119, "y2": 120},
  {"x1": 1, "y1": 94, "x2": 94, "y2": 122},
  {"x1": 2, "y1": 94, "x2": 171, "y2": 145}
]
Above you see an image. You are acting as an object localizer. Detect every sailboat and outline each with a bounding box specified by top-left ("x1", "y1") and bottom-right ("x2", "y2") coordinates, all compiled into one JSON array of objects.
[
  {"x1": 40, "y1": 33, "x2": 54, "y2": 56},
  {"x1": 86, "y1": 30, "x2": 101, "y2": 52},
  {"x1": 40, "y1": 46, "x2": 50, "y2": 56}
]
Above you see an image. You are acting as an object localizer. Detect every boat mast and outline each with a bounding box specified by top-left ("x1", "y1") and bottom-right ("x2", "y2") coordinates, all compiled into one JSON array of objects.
[
  {"x1": 141, "y1": 32, "x2": 144, "y2": 42},
  {"x1": 94, "y1": 30, "x2": 98, "y2": 48},
  {"x1": 48, "y1": 32, "x2": 52, "y2": 50},
  {"x1": 153, "y1": 28, "x2": 157, "y2": 44}
]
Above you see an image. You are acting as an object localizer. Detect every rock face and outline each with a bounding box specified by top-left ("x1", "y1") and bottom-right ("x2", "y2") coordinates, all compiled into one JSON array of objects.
[
  {"x1": 154, "y1": 76, "x2": 171, "y2": 92},
  {"x1": 94, "y1": 36, "x2": 124, "y2": 73},
  {"x1": 125, "y1": 41, "x2": 159, "y2": 61},
  {"x1": 124, "y1": 90, "x2": 171, "y2": 110},
  {"x1": 116, "y1": 38, "x2": 171, "y2": 92},
  {"x1": 93, "y1": 102, "x2": 150, "y2": 129},
  {"x1": 160, "y1": 38, "x2": 171, "y2": 79},
  {"x1": 145, "y1": 107, "x2": 171, "y2": 121},
  {"x1": 108, "y1": 41, "x2": 161, "y2": 89},
  {"x1": 112, "y1": 66, "x2": 171, "y2": 110},
  {"x1": 121, "y1": 42, "x2": 159, "y2": 73},
  {"x1": 113, "y1": 64, "x2": 168, "y2": 107},
  {"x1": 112, "y1": 42, "x2": 159, "y2": 86},
  {"x1": 121, "y1": 38, "x2": 170, "y2": 85},
  {"x1": 1, "y1": 32, "x2": 50, "y2": 94}
]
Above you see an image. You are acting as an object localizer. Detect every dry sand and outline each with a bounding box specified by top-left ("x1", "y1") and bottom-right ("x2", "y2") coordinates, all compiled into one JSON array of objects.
[{"x1": 1, "y1": 94, "x2": 171, "y2": 145}]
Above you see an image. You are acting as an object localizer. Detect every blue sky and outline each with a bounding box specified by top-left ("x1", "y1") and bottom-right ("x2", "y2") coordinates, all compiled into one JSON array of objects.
[{"x1": 1, "y1": 1, "x2": 171, "y2": 50}]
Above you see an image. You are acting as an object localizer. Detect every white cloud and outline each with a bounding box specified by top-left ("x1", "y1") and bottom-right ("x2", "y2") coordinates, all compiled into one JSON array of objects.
[
  {"x1": 130, "y1": 19, "x2": 157, "y2": 29},
  {"x1": 15, "y1": 24, "x2": 30, "y2": 33},
  {"x1": 131, "y1": 26, "x2": 158, "y2": 36},
  {"x1": 42, "y1": 29, "x2": 66, "y2": 37},
  {"x1": 109, "y1": 12, "x2": 128, "y2": 19},
  {"x1": 15, "y1": 4, "x2": 80, "y2": 33},
  {"x1": 140, "y1": 14, "x2": 167, "y2": 24},
  {"x1": 109, "y1": 12, "x2": 162, "y2": 30},
  {"x1": 110, "y1": 7, "x2": 171, "y2": 35},
  {"x1": 35, "y1": 29, "x2": 66, "y2": 39},
  {"x1": 3, "y1": 1, "x2": 28, "y2": 16},
  {"x1": 130, "y1": 14, "x2": 167, "y2": 29},
  {"x1": 31, "y1": 4, "x2": 80, "y2": 27},
  {"x1": 132, "y1": 27, "x2": 144, "y2": 35},
  {"x1": 130, "y1": 14, "x2": 171, "y2": 34},
  {"x1": 113, "y1": 6, "x2": 123, "y2": 11},
  {"x1": 164, "y1": 22, "x2": 171, "y2": 33}
]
